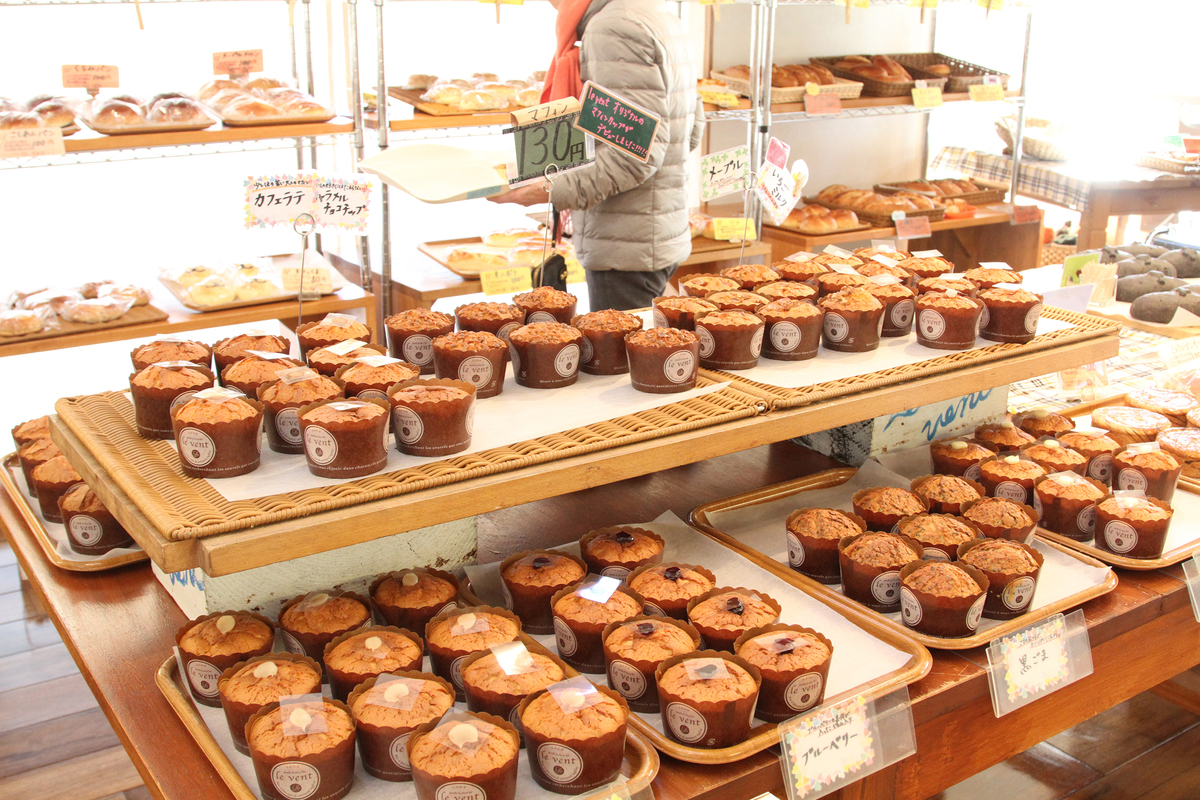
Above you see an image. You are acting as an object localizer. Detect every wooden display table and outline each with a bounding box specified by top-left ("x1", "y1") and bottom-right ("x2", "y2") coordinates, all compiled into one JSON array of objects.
[{"x1": 5, "y1": 441, "x2": 1199, "y2": 800}]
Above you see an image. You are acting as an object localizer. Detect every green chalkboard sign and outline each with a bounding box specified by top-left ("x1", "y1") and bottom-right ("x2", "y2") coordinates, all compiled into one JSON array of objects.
[
  {"x1": 503, "y1": 112, "x2": 592, "y2": 184},
  {"x1": 574, "y1": 81, "x2": 661, "y2": 163}
]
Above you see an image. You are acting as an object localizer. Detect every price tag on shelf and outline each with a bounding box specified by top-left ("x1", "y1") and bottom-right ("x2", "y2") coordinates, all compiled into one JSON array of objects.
[
  {"x1": 907, "y1": 0, "x2": 938, "y2": 7},
  {"x1": 575, "y1": 81, "x2": 660, "y2": 164},
  {"x1": 61, "y1": 65, "x2": 119, "y2": 91},
  {"x1": 1010, "y1": 204, "x2": 1042, "y2": 225},
  {"x1": 565, "y1": 259, "x2": 585, "y2": 284},
  {"x1": 978, "y1": 0, "x2": 1004, "y2": 10},
  {"x1": 510, "y1": 97, "x2": 576, "y2": 126},
  {"x1": 804, "y1": 90, "x2": 842, "y2": 116},
  {"x1": 480, "y1": 268, "x2": 532, "y2": 296},
  {"x1": 711, "y1": 218, "x2": 758, "y2": 241},
  {"x1": 892, "y1": 212, "x2": 931, "y2": 240},
  {"x1": 911, "y1": 81, "x2": 943, "y2": 109},
  {"x1": 0, "y1": 127, "x2": 65, "y2": 159},
  {"x1": 834, "y1": 0, "x2": 871, "y2": 7},
  {"x1": 1061, "y1": 252, "x2": 1099, "y2": 287},
  {"x1": 505, "y1": 110, "x2": 592, "y2": 185},
  {"x1": 281, "y1": 267, "x2": 332, "y2": 294},
  {"x1": 985, "y1": 610, "x2": 1093, "y2": 717},
  {"x1": 1184, "y1": 554, "x2": 1200, "y2": 624},
  {"x1": 244, "y1": 175, "x2": 315, "y2": 229},
  {"x1": 700, "y1": 90, "x2": 741, "y2": 108},
  {"x1": 213, "y1": 49, "x2": 264, "y2": 76},
  {"x1": 969, "y1": 76, "x2": 1006, "y2": 103},
  {"x1": 700, "y1": 144, "x2": 750, "y2": 202}
]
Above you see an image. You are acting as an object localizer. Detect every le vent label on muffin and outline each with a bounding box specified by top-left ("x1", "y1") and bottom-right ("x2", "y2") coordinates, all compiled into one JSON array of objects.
[
  {"x1": 270, "y1": 761, "x2": 322, "y2": 800},
  {"x1": 663, "y1": 350, "x2": 696, "y2": 384},
  {"x1": 457, "y1": 356, "x2": 494, "y2": 388},
  {"x1": 68, "y1": 515, "x2": 104, "y2": 547},
  {"x1": 786, "y1": 532, "x2": 806, "y2": 567},
  {"x1": 609, "y1": 660, "x2": 647, "y2": 699},
  {"x1": 785, "y1": 672, "x2": 824, "y2": 712}
]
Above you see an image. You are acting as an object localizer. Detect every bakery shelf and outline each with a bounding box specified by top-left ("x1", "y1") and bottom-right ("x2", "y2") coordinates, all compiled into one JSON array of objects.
[
  {"x1": 364, "y1": 111, "x2": 506, "y2": 138},
  {"x1": 705, "y1": 90, "x2": 1021, "y2": 122}
]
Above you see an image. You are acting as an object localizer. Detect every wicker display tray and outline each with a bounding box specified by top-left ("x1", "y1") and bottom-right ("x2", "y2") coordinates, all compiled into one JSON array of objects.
[
  {"x1": 709, "y1": 70, "x2": 864, "y2": 102},
  {"x1": 0, "y1": 303, "x2": 168, "y2": 346},
  {"x1": 809, "y1": 55, "x2": 948, "y2": 97},
  {"x1": 706, "y1": 306, "x2": 1121, "y2": 411},
  {"x1": 801, "y1": 195, "x2": 945, "y2": 228},
  {"x1": 688, "y1": 468, "x2": 1118, "y2": 650},
  {"x1": 874, "y1": 176, "x2": 1008, "y2": 207},
  {"x1": 156, "y1": 641, "x2": 660, "y2": 800},
  {"x1": 0, "y1": 454, "x2": 147, "y2": 572},
  {"x1": 886, "y1": 52, "x2": 1010, "y2": 93},
  {"x1": 1134, "y1": 153, "x2": 1200, "y2": 175}
]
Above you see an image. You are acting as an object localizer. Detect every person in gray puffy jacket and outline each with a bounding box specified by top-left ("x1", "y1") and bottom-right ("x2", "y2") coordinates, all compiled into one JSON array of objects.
[{"x1": 490, "y1": 0, "x2": 705, "y2": 311}]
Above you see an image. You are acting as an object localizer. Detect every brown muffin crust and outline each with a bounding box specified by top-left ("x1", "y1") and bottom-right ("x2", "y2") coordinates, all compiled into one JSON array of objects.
[
  {"x1": 960, "y1": 539, "x2": 1039, "y2": 574},
  {"x1": 605, "y1": 619, "x2": 697, "y2": 661},
  {"x1": 179, "y1": 614, "x2": 273, "y2": 657},
  {"x1": 786, "y1": 508, "x2": 864, "y2": 541},
  {"x1": 688, "y1": 591, "x2": 778, "y2": 631},
  {"x1": 280, "y1": 593, "x2": 370, "y2": 636},
  {"x1": 737, "y1": 630, "x2": 830, "y2": 672},
  {"x1": 903, "y1": 562, "x2": 981, "y2": 597},
  {"x1": 248, "y1": 698, "x2": 354, "y2": 759},
  {"x1": 520, "y1": 686, "x2": 626, "y2": 740},
  {"x1": 964, "y1": 497, "x2": 1031, "y2": 528},
  {"x1": 626, "y1": 328, "x2": 698, "y2": 347},
  {"x1": 842, "y1": 533, "x2": 919, "y2": 567}
]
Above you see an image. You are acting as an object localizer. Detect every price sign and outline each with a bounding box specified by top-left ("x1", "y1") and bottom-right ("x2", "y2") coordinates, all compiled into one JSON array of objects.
[
  {"x1": 985, "y1": 610, "x2": 1093, "y2": 717},
  {"x1": 711, "y1": 218, "x2": 757, "y2": 241},
  {"x1": 0, "y1": 128, "x2": 65, "y2": 159},
  {"x1": 969, "y1": 78, "x2": 1005, "y2": 103},
  {"x1": 1184, "y1": 553, "x2": 1200, "y2": 623},
  {"x1": 1061, "y1": 252, "x2": 1100, "y2": 287},
  {"x1": 978, "y1": 0, "x2": 1004, "y2": 9},
  {"x1": 911, "y1": 82, "x2": 943, "y2": 108},
  {"x1": 313, "y1": 174, "x2": 372, "y2": 234},
  {"x1": 480, "y1": 268, "x2": 533, "y2": 296},
  {"x1": 504, "y1": 108, "x2": 592, "y2": 185},
  {"x1": 1010, "y1": 204, "x2": 1041, "y2": 225},
  {"x1": 755, "y1": 161, "x2": 801, "y2": 227},
  {"x1": 575, "y1": 82, "x2": 660, "y2": 164},
  {"x1": 244, "y1": 175, "x2": 317, "y2": 230},
  {"x1": 281, "y1": 267, "x2": 332, "y2": 294},
  {"x1": 213, "y1": 49, "x2": 263, "y2": 76},
  {"x1": 700, "y1": 90, "x2": 741, "y2": 108},
  {"x1": 892, "y1": 212, "x2": 932, "y2": 239},
  {"x1": 566, "y1": 259, "x2": 585, "y2": 284},
  {"x1": 804, "y1": 90, "x2": 842, "y2": 116},
  {"x1": 700, "y1": 144, "x2": 750, "y2": 202},
  {"x1": 61, "y1": 65, "x2": 119, "y2": 91},
  {"x1": 907, "y1": 0, "x2": 937, "y2": 7}
]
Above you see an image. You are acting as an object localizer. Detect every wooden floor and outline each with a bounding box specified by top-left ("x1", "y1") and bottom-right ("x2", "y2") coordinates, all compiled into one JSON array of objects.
[{"x1": 2, "y1": 533, "x2": 1199, "y2": 800}]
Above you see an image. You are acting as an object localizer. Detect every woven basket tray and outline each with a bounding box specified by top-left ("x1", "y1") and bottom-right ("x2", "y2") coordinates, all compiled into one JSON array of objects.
[
  {"x1": 874, "y1": 177, "x2": 1007, "y2": 207},
  {"x1": 809, "y1": 55, "x2": 947, "y2": 97},
  {"x1": 802, "y1": 195, "x2": 946, "y2": 228},
  {"x1": 709, "y1": 70, "x2": 863, "y2": 102},
  {"x1": 1135, "y1": 153, "x2": 1200, "y2": 175},
  {"x1": 886, "y1": 52, "x2": 1010, "y2": 93}
]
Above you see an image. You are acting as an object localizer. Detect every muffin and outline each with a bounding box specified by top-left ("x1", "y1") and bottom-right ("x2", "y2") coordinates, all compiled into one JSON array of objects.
[
  {"x1": 837, "y1": 532, "x2": 923, "y2": 612},
  {"x1": 425, "y1": 606, "x2": 522, "y2": 698},
  {"x1": 1112, "y1": 444, "x2": 1183, "y2": 502},
  {"x1": 974, "y1": 421, "x2": 1036, "y2": 452},
  {"x1": 1059, "y1": 429, "x2": 1122, "y2": 485},
  {"x1": 896, "y1": 513, "x2": 982, "y2": 562},
  {"x1": 720, "y1": 264, "x2": 779, "y2": 290},
  {"x1": 295, "y1": 314, "x2": 373, "y2": 359},
  {"x1": 461, "y1": 643, "x2": 567, "y2": 736},
  {"x1": 733, "y1": 624, "x2": 832, "y2": 721},
  {"x1": 57, "y1": 482, "x2": 133, "y2": 555},
  {"x1": 915, "y1": 291, "x2": 984, "y2": 350},
  {"x1": 1092, "y1": 406, "x2": 1172, "y2": 446},
  {"x1": 387, "y1": 379, "x2": 476, "y2": 457},
  {"x1": 551, "y1": 579, "x2": 645, "y2": 673},
  {"x1": 579, "y1": 525, "x2": 665, "y2": 580},
  {"x1": 819, "y1": 287, "x2": 884, "y2": 353},
  {"x1": 455, "y1": 302, "x2": 524, "y2": 341},
  {"x1": 772, "y1": 259, "x2": 829, "y2": 284},
  {"x1": 898, "y1": 561, "x2": 988, "y2": 638},
  {"x1": 346, "y1": 671, "x2": 455, "y2": 781},
  {"x1": 432, "y1": 331, "x2": 509, "y2": 397},
  {"x1": 856, "y1": 247, "x2": 912, "y2": 262},
  {"x1": 130, "y1": 338, "x2": 211, "y2": 371},
  {"x1": 383, "y1": 310, "x2": 455, "y2": 374},
  {"x1": 211, "y1": 333, "x2": 290, "y2": 374},
  {"x1": 513, "y1": 287, "x2": 578, "y2": 325},
  {"x1": 896, "y1": 256, "x2": 953, "y2": 280},
  {"x1": 910, "y1": 474, "x2": 985, "y2": 515},
  {"x1": 858, "y1": 260, "x2": 915, "y2": 288},
  {"x1": 979, "y1": 453, "x2": 1048, "y2": 505},
  {"x1": 1094, "y1": 493, "x2": 1175, "y2": 560},
  {"x1": 278, "y1": 590, "x2": 372, "y2": 670},
  {"x1": 917, "y1": 275, "x2": 978, "y2": 297},
  {"x1": 31, "y1": 455, "x2": 82, "y2": 523},
  {"x1": 10, "y1": 415, "x2": 49, "y2": 451},
  {"x1": 851, "y1": 486, "x2": 928, "y2": 532},
  {"x1": 370, "y1": 568, "x2": 460, "y2": 637},
  {"x1": 508, "y1": 322, "x2": 583, "y2": 389},
  {"x1": 602, "y1": 616, "x2": 701, "y2": 712},
  {"x1": 258, "y1": 369, "x2": 345, "y2": 454},
  {"x1": 958, "y1": 538, "x2": 1043, "y2": 620},
  {"x1": 499, "y1": 550, "x2": 587, "y2": 634},
  {"x1": 759, "y1": 298, "x2": 823, "y2": 361},
  {"x1": 175, "y1": 610, "x2": 275, "y2": 707},
  {"x1": 1020, "y1": 439, "x2": 1089, "y2": 476},
  {"x1": 330, "y1": 356, "x2": 420, "y2": 403},
  {"x1": 220, "y1": 353, "x2": 306, "y2": 398},
  {"x1": 17, "y1": 436, "x2": 59, "y2": 496},
  {"x1": 627, "y1": 562, "x2": 716, "y2": 619},
  {"x1": 571, "y1": 309, "x2": 642, "y2": 376},
  {"x1": 323, "y1": 625, "x2": 424, "y2": 702},
  {"x1": 307, "y1": 341, "x2": 387, "y2": 378},
  {"x1": 1034, "y1": 472, "x2": 1107, "y2": 540},
  {"x1": 705, "y1": 290, "x2": 768, "y2": 314},
  {"x1": 652, "y1": 296, "x2": 718, "y2": 331},
  {"x1": 811, "y1": 252, "x2": 865, "y2": 271},
  {"x1": 865, "y1": 281, "x2": 917, "y2": 337},
  {"x1": 680, "y1": 274, "x2": 740, "y2": 297},
  {"x1": 518, "y1": 679, "x2": 629, "y2": 793},
  {"x1": 960, "y1": 496, "x2": 1039, "y2": 543},
  {"x1": 246, "y1": 697, "x2": 356, "y2": 800},
  {"x1": 129, "y1": 363, "x2": 216, "y2": 439},
  {"x1": 624, "y1": 327, "x2": 700, "y2": 393},
  {"x1": 218, "y1": 653, "x2": 323, "y2": 754},
  {"x1": 1157, "y1": 427, "x2": 1200, "y2": 480},
  {"x1": 655, "y1": 650, "x2": 761, "y2": 749},
  {"x1": 755, "y1": 281, "x2": 817, "y2": 303},
  {"x1": 1012, "y1": 408, "x2": 1075, "y2": 439},
  {"x1": 296, "y1": 398, "x2": 389, "y2": 478},
  {"x1": 784, "y1": 507, "x2": 867, "y2": 584},
  {"x1": 686, "y1": 587, "x2": 781, "y2": 653},
  {"x1": 962, "y1": 267, "x2": 1021, "y2": 290},
  {"x1": 977, "y1": 286, "x2": 1043, "y2": 344},
  {"x1": 929, "y1": 437, "x2": 997, "y2": 480},
  {"x1": 169, "y1": 390, "x2": 264, "y2": 478},
  {"x1": 407, "y1": 711, "x2": 519, "y2": 800},
  {"x1": 816, "y1": 272, "x2": 872, "y2": 299}
]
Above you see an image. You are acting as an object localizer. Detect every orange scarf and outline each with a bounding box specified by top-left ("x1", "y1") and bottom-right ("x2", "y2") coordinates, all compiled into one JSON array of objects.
[{"x1": 540, "y1": 0, "x2": 593, "y2": 103}]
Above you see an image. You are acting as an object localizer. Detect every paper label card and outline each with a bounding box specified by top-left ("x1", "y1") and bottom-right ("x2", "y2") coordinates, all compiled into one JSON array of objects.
[
  {"x1": 281, "y1": 266, "x2": 332, "y2": 294},
  {"x1": 700, "y1": 90, "x2": 741, "y2": 108},
  {"x1": 504, "y1": 111, "x2": 592, "y2": 184},
  {"x1": 911, "y1": 83, "x2": 943, "y2": 108},
  {"x1": 755, "y1": 161, "x2": 801, "y2": 227},
  {"x1": 213, "y1": 49, "x2": 263, "y2": 76},
  {"x1": 907, "y1": 0, "x2": 937, "y2": 7},
  {"x1": 313, "y1": 174, "x2": 372, "y2": 234},
  {"x1": 575, "y1": 82, "x2": 661, "y2": 164},
  {"x1": 566, "y1": 260, "x2": 585, "y2": 284},
  {"x1": 804, "y1": 93, "x2": 842, "y2": 116},
  {"x1": 985, "y1": 610, "x2": 1093, "y2": 717},
  {"x1": 1062, "y1": 252, "x2": 1100, "y2": 287},
  {"x1": 969, "y1": 82, "x2": 1006, "y2": 102},
  {"x1": 711, "y1": 218, "x2": 758, "y2": 241},
  {"x1": 480, "y1": 268, "x2": 533, "y2": 296},
  {"x1": 701, "y1": 145, "x2": 750, "y2": 202},
  {"x1": 978, "y1": 0, "x2": 1004, "y2": 9},
  {"x1": 511, "y1": 97, "x2": 578, "y2": 127},
  {"x1": 765, "y1": 137, "x2": 791, "y2": 169},
  {"x1": 245, "y1": 175, "x2": 317, "y2": 230},
  {"x1": 1184, "y1": 554, "x2": 1200, "y2": 624},
  {"x1": 0, "y1": 127, "x2": 65, "y2": 159},
  {"x1": 61, "y1": 64, "x2": 118, "y2": 90},
  {"x1": 1010, "y1": 205, "x2": 1042, "y2": 225},
  {"x1": 892, "y1": 213, "x2": 931, "y2": 240}
]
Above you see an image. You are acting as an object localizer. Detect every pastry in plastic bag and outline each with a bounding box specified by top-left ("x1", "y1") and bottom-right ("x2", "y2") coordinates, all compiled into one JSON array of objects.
[{"x1": 59, "y1": 296, "x2": 133, "y2": 323}]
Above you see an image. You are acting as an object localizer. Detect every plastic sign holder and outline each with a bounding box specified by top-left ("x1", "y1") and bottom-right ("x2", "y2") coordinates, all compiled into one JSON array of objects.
[
  {"x1": 1184, "y1": 553, "x2": 1200, "y2": 624},
  {"x1": 985, "y1": 610, "x2": 1093, "y2": 717}
]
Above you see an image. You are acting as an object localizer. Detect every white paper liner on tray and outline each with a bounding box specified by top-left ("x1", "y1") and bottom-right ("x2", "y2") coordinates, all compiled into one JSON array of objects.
[
  {"x1": 703, "y1": 459, "x2": 1112, "y2": 637},
  {"x1": 177, "y1": 376, "x2": 731, "y2": 502},
  {"x1": 464, "y1": 511, "x2": 913, "y2": 738}
]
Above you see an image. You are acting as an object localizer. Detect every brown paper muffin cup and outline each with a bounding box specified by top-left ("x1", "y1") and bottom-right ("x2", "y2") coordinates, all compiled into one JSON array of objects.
[
  {"x1": 175, "y1": 610, "x2": 276, "y2": 707},
  {"x1": 212, "y1": 335, "x2": 291, "y2": 375},
  {"x1": 499, "y1": 549, "x2": 588, "y2": 634},
  {"x1": 579, "y1": 526, "x2": 665, "y2": 580},
  {"x1": 407, "y1": 711, "x2": 519, "y2": 800},
  {"x1": 258, "y1": 377, "x2": 346, "y2": 455},
  {"x1": 170, "y1": 397, "x2": 265, "y2": 478},
  {"x1": 572, "y1": 316, "x2": 641, "y2": 376},
  {"x1": 33, "y1": 475, "x2": 82, "y2": 524},
  {"x1": 1113, "y1": 451, "x2": 1184, "y2": 503},
  {"x1": 218, "y1": 652, "x2": 322, "y2": 755},
  {"x1": 820, "y1": 306, "x2": 883, "y2": 353},
  {"x1": 551, "y1": 583, "x2": 646, "y2": 674},
  {"x1": 762, "y1": 312, "x2": 822, "y2": 361},
  {"x1": 386, "y1": 321, "x2": 455, "y2": 375},
  {"x1": 331, "y1": 357, "x2": 419, "y2": 402},
  {"x1": 220, "y1": 357, "x2": 306, "y2": 398},
  {"x1": 651, "y1": 298, "x2": 716, "y2": 331},
  {"x1": 733, "y1": 624, "x2": 833, "y2": 723},
  {"x1": 957, "y1": 539, "x2": 1044, "y2": 620},
  {"x1": 837, "y1": 531, "x2": 925, "y2": 612},
  {"x1": 322, "y1": 625, "x2": 424, "y2": 702},
  {"x1": 369, "y1": 569, "x2": 460, "y2": 645},
  {"x1": 695, "y1": 314, "x2": 765, "y2": 370},
  {"x1": 1032, "y1": 474, "x2": 1108, "y2": 541},
  {"x1": 959, "y1": 497, "x2": 1040, "y2": 544},
  {"x1": 296, "y1": 320, "x2": 375, "y2": 360},
  {"x1": 896, "y1": 513, "x2": 983, "y2": 562},
  {"x1": 910, "y1": 474, "x2": 986, "y2": 515},
  {"x1": 460, "y1": 642, "x2": 572, "y2": 743},
  {"x1": 296, "y1": 397, "x2": 390, "y2": 479},
  {"x1": 625, "y1": 334, "x2": 700, "y2": 393},
  {"x1": 432, "y1": 339, "x2": 509, "y2": 398},
  {"x1": 17, "y1": 443, "x2": 56, "y2": 498},
  {"x1": 914, "y1": 300, "x2": 983, "y2": 350},
  {"x1": 979, "y1": 454, "x2": 1046, "y2": 506},
  {"x1": 898, "y1": 561, "x2": 989, "y2": 638},
  {"x1": 246, "y1": 698, "x2": 357, "y2": 800},
  {"x1": 685, "y1": 586, "x2": 782, "y2": 653},
  {"x1": 601, "y1": 615, "x2": 702, "y2": 713},
  {"x1": 426, "y1": 605, "x2": 523, "y2": 700},
  {"x1": 518, "y1": 683, "x2": 629, "y2": 794},
  {"x1": 387, "y1": 378, "x2": 476, "y2": 457},
  {"x1": 346, "y1": 670, "x2": 456, "y2": 781},
  {"x1": 455, "y1": 305, "x2": 524, "y2": 341},
  {"x1": 877, "y1": 294, "x2": 916, "y2": 338},
  {"x1": 785, "y1": 509, "x2": 867, "y2": 584},
  {"x1": 508, "y1": 333, "x2": 582, "y2": 389},
  {"x1": 851, "y1": 488, "x2": 930, "y2": 533},
  {"x1": 1094, "y1": 493, "x2": 1174, "y2": 559},
  {"x1": 655, "y1": 650, "x2": 761, "y2": 749},
  {"x1": 310, "y1": 343, "x2": 387, "y2": 378},
  {"x1": 129, "y1": 365, "x2": 216, "y2": 439},
  {"x1": 980, "y1": 295, "x2": 1042, "y2": 344},
  {"x1": 626, "y1": 562, "x2": 717, "y2": 619},
  {"x1": 130, "y1": 341, "x2": 212, "y2": 372},
  {"x1": 59, "y1": 495, "x2": 133, "y2": 555},
  {"x1": 278, "y1": 590, "x2": 372, "y2": 673}
]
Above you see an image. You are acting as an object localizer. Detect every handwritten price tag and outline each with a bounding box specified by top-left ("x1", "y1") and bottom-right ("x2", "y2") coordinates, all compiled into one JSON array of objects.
[
  {"x1": 1184, "y1": 554, "x2": 1200, "y2": 624},
  {"x1": 244, "y1": 175, "x2": 317, "y2": 229},
  {"x1": 1010, "y1": 204, "x2": 1042, "y2": 225},
  {"x1": 711, "y1": 218, "x2": 757, "y2": 241},
  {"x1": 61, "y1": 64, "x2": 119, "y2": 90},
  {"x1": 314, "y1": 174, "x2": 372, "y2": 234},
  {"x1": 755, "y1": 161, "x2": 801, "y2": 227},
  {"x1": 480, "y1": 268, "x2": 533, "y2": 296},
  {"x1": 781, "y1": 696, "x2": 874, "y2": 797},
  {"x1": 911, "y1": 81, "x2": 943, "y2": 108},
  {"x1": 281, "y1": 267, "x2": 332, "y2": 294},
  {"x1": 504, "y1": 110, "x2": 592, "y2": 184},
  {"x1": 213, "y1": 49, "x2": 263, "y2": 76},
  {"x1": 565, "y1": 259, "x2": 585, "y2": 284},
  {"x1": 0, "y1": 127, "x2": 65, "y2": 159},
  {"x1": 969, "y1": 81, "x2": 1005, "y2": 102},
  {"x1": 892, "y1": 212, "x2": 932, "y2": 239},
  {"x1": 986, "y1": 611, "x2": 1093, "y2": 717},
  {"x1": 804, "y1": 91, "x2": 842, "y2": 116},
  {"x1": 699, "y1": 90, "x2": 741, "y2": 108},
  {"x1": 700, "y1": 145, "x2": 750, "y2": 202},
  {"x1": 510, "y1": 97, "x2": 578, "y2": 127},
  {"x1": 575, "y1": 81, "x2": 661, "y2": 164}
]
